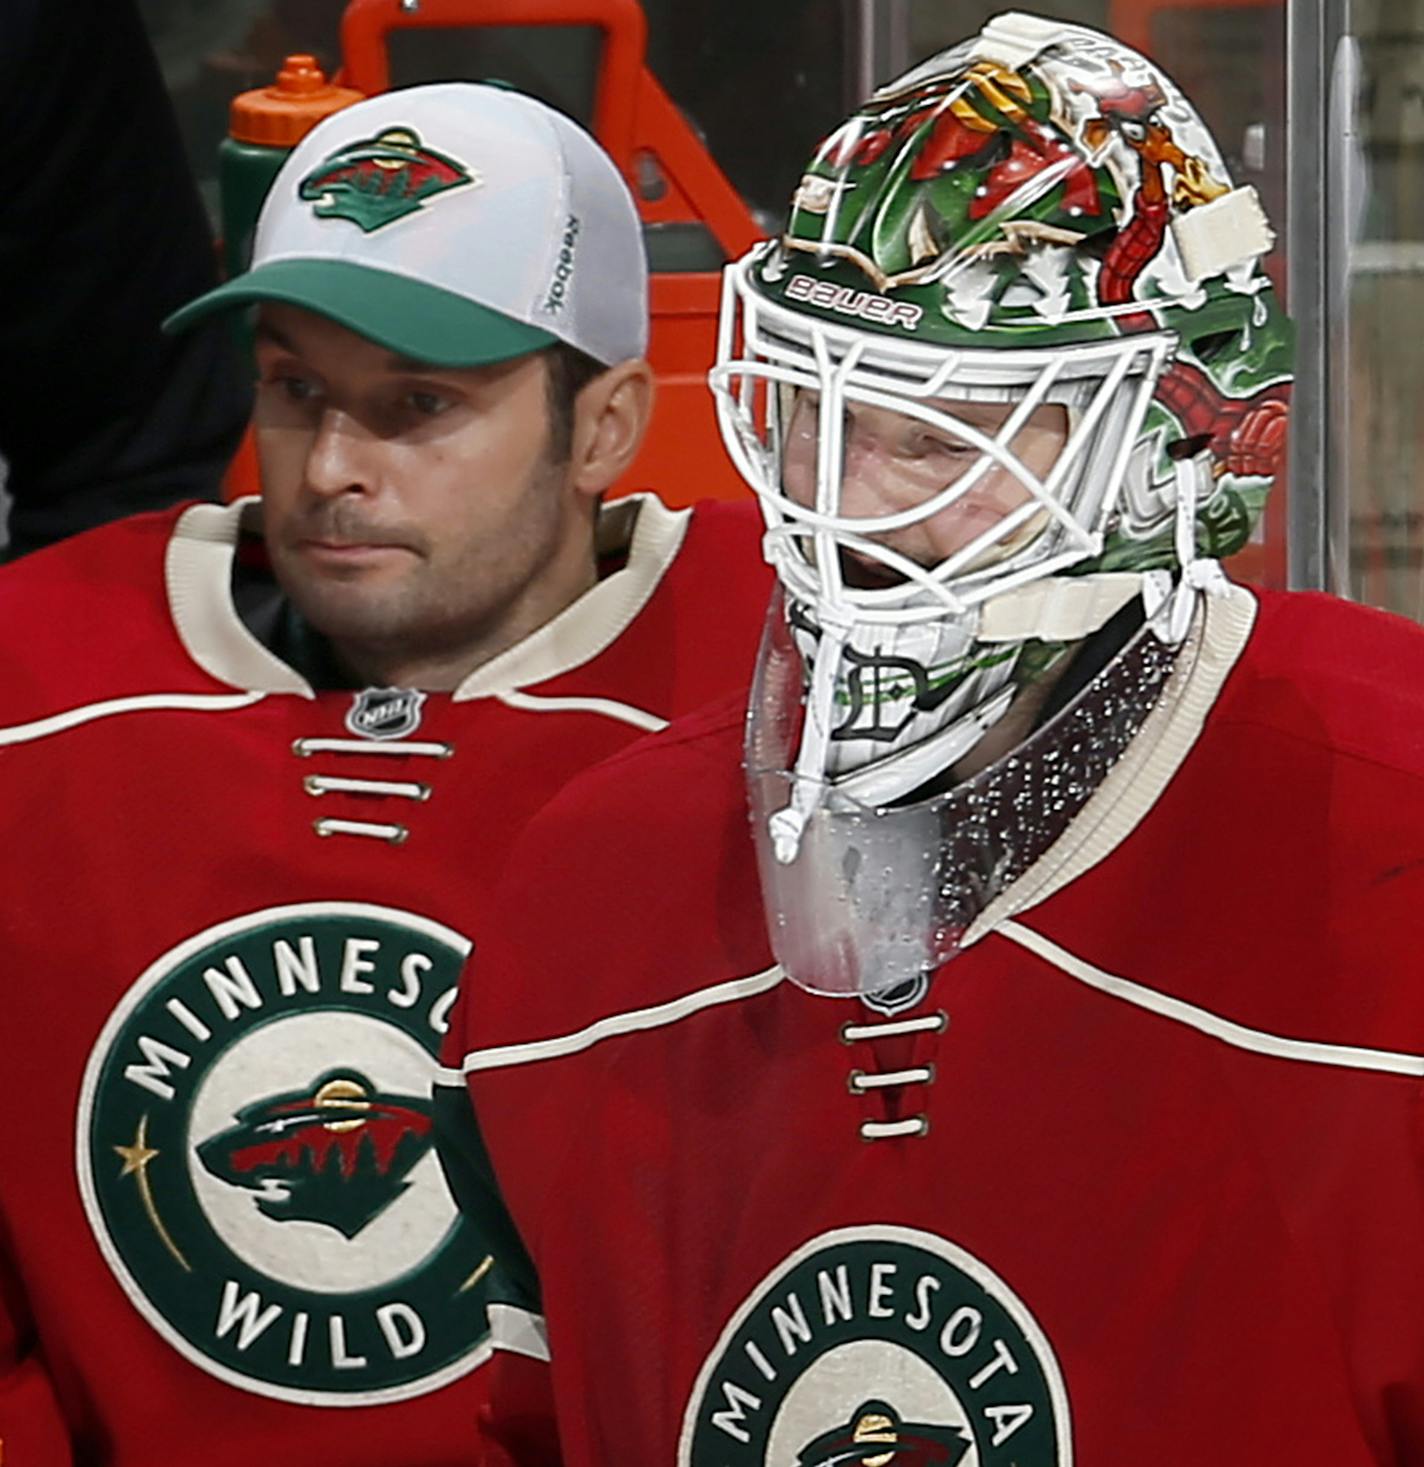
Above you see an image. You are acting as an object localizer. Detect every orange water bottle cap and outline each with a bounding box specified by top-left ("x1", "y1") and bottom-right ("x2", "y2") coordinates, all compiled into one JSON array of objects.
[{"x1": 229, "y1": 55, "x2": 365, "y2": 148}]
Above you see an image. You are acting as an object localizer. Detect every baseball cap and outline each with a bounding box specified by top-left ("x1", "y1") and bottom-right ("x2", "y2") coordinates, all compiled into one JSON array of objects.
[{"x1": 166, "y1": 82, "x2": 648, "y2": 367}]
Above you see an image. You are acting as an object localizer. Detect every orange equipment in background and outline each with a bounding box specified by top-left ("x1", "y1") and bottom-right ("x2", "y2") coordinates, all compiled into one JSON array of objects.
[
  {"x1": 227, "y1": 54, "x2": 365, "y2": 152},
  {"x1": 224, "y1": 0, "x2": 762, "y2": 507},
  {"x1": 220, "y1": 57, "x2": 365, "y2": 499}
]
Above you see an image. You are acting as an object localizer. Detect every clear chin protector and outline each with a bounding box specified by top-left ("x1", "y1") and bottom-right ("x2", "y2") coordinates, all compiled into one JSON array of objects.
[{"x1": 746, "y1": 590, "x2": 1191, "y2": 998}]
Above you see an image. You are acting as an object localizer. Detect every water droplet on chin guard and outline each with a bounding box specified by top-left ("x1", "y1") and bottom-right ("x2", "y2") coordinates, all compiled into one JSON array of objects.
[{"x1": 918, "y1": 625, "x2": 1181, "y2": 935}]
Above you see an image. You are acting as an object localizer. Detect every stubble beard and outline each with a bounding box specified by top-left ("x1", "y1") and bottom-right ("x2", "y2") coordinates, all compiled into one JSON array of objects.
[{"x1": 269, "y1": 455, "x2": 577, "y2": 683}]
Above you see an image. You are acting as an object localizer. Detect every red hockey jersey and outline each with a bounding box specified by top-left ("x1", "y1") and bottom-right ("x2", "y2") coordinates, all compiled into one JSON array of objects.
[
  {"x1": 0, "y1": 493, "x2": 769, "y2": 1466},
  {"x1": 448, "y1": 584, "x2": 1424, "y2": 1465}
]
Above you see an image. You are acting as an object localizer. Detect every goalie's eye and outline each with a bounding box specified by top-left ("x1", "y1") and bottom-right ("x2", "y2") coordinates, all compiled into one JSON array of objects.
[{"x1": 904, "y1": 430, "x2": 973, "y2": 462}]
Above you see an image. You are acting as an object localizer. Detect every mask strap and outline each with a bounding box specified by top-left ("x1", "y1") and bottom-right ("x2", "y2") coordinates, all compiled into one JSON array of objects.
[
  {"x1": 768, "y1": 615, "x2": 851, "y2": 864},
  {"x1": 1153, "y1": 451, "x2": 1227, "y2": 644}
]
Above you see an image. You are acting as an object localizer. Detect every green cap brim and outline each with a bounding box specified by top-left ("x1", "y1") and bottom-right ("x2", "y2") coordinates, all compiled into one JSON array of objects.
[{"x1": 163, "y1": 258, "x2": 558, "y2": 367}]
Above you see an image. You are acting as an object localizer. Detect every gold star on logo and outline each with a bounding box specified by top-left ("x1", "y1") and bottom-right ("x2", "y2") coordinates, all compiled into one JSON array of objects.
[
  {"x1": 111, "y1": 1115, "x2": 190, "y2": 1271},
  {"x1": 114, "y1": 1117, "x2": 158, "y2": 1177}
]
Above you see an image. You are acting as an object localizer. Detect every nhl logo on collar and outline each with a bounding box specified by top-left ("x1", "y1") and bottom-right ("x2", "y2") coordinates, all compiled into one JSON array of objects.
[{"x1": 347, "y1": 687, "x2": 426, "y2": 741}]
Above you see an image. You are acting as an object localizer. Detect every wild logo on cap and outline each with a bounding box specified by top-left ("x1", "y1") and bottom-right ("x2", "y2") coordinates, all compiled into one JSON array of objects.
[{"x1": 299, "y1": 127, "x2": 477, "y2": 233}]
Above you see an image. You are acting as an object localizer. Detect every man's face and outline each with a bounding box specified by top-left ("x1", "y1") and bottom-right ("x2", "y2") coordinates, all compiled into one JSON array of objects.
[
  {"x1": 781, "y1": 392, "x2": 1070, "y2": 580},
  {"x1": 253, "y1": 303, "x2": 587, "y2": 680}
]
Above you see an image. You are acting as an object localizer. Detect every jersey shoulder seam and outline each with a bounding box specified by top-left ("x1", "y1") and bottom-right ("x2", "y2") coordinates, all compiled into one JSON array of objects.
[
  {"x1": 457, "y1": 963, "x2": 783, "y2": 1076},
  {"x1": 999, "y1": 918, "x2": 1424, "y2": 1078}
]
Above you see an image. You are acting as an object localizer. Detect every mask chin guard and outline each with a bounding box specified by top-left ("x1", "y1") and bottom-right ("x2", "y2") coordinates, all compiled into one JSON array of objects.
[
  {"x1": 761, "y1": 559, "x2": 1155, "y2": 868},
  {"x1": 747, "y1": 586, "x2": 1192, "y2": 999}
]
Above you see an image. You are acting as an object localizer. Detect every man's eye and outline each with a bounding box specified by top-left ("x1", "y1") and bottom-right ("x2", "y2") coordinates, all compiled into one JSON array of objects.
[
  {"x1": 267, "y1": 373, "x2": 319, "y2": 403},
  {"x1": 406, "y1": 390, "x2": 450, "y2": 416},
  {"x1": 913, "y1": 435, "x2": 969, "y2": 458}
]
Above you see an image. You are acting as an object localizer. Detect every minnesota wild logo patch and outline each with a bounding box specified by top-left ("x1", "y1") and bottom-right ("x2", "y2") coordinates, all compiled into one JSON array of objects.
[
  {"x1": 299, "y1": 127, "x2": 475, "y2": 232},
  {"x1": 678, "y1": 1226, "x2": 1073, "y2": 1464},
  {"x1": 196, "y1": 1070, "x2": 434, "y2": 1239},
  {"x1": 76, "y1": 903, "x2": 493, "y2": 1406}
]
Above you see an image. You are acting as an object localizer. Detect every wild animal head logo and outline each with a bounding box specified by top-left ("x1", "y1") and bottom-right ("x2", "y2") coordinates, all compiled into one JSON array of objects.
[
  {"x1": 79, "y1": 904, "x2": 490, "y2": 1405},
  {"x1": 298, "y1": 128, "x2": 475, "y2": 232},
  {"x1": 797, "y1": 1399, "x2": 972, "y2": 1466},
  {"x1": 197, "y1": 1069, "x2": 434, "y2": 1239}
]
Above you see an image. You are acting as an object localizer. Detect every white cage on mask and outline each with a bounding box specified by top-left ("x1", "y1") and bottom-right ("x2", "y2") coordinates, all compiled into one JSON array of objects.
[{"x1": 711, "y1": 245, "x2": 1180, "y2": 633}]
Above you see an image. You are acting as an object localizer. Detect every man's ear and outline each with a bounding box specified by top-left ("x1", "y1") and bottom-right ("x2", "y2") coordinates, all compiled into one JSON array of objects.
[{"x1": 568, "y1": 359, "x2": 655, "y2": 498}]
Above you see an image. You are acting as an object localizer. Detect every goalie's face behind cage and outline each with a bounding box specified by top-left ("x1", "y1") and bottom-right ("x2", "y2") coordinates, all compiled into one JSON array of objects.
[{"x1": 780, "y1": 390, "x2": 1070, "y2": 581}]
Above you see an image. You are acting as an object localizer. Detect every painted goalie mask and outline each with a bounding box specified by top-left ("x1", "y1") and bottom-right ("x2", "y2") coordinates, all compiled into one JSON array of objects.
[{"x1": 711, "y1": 11, "x2": 1293, "y2": 998}]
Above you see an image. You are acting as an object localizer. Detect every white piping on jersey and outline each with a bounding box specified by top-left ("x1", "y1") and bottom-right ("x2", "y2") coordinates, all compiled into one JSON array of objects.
[
  {"x1": 312, "y1": 817, "x2": 408, "y2": 844},
  {"x1": 496, "y1": 689, "x2": 667, "y2": 733},
  {"x1": 455, "y1": 964, "x2": 785, "y2": 1075},
  {"x1": 293, "y1": 737, "x2": 453, "y2": 758},
  {"x1": 0, "y1": 690, "x2": 265, "y2": 746},
  {"x1": 1000, "y1": 918, "x2": 1424, "y2": 1078},
  {"x1": 965, "y1": 583, "x2": 1258, "y2": 946},
  {"x1": 487, "y1": 1303, "x2": 551, "y2": 1363},
  {"x1": 304, "y1": 774, "x2": 431, "y2": 801}
]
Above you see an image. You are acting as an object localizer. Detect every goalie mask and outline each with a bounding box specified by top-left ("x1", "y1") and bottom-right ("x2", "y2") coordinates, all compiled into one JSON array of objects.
[{"x1": 712, "y1": 11, "x2": 1293, "y2": 996}]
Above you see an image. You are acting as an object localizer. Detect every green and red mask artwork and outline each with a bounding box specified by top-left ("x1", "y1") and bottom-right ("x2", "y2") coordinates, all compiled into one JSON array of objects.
[
  {"x1": 713, "y1": 12, "x2": 1294, "y2": 885},
  {"x1": 744, "y1": 29, "x2": 1293, "y2": 575}
]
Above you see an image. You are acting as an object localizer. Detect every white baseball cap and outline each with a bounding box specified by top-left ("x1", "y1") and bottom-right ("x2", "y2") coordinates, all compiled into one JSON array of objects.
[{"x1": 167, "y1": 82, "x2": 648, "y2": 366}]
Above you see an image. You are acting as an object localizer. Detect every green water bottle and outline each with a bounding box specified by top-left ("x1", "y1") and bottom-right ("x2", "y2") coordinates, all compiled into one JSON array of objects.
[
  {"x1": 218, "y1": 55, "x2": 364, "y2": 497},
  {"x1": 220, "y1": 54, "x2": 364, "y2": 284}
]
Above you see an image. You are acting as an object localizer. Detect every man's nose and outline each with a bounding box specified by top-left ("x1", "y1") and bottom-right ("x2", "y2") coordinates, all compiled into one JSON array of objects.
[
  {"x1": 303, "y1": 409, "x2": 374, "y2": 498},
  {"x1": 838, "y1": 428, "x2": 918, "y2": 517},
  {"x1": 836, "y1": 434, "x2": 882, "y2": 515}
]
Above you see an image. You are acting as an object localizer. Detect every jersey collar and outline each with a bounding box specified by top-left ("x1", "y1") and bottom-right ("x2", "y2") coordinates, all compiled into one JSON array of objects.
[
  {"x1": 453, "y1": 492, "x2": 690, "y2": 699},
  {"x1": 165, "y1": 494, "x2": 691, "y2": 697},
  {"x1": 166, "y1": 499, "x2": 314, "y2": 697}
]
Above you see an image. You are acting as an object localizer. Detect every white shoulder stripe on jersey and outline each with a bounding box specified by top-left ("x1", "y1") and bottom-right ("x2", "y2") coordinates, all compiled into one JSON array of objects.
[
  {"x1": 1000, "y1": 919, "x2": 1424, "y2": 1077},
  {"x1": 488, "y1": 1303, "x2": 551, "y2": 1363},
  {"x1": 0, "y1": 690, "x2": 266, "y2": 746},
  {"x1": 457, "y1": 964, "x2": 784, "y2": 1075},
  {"x1": 496, "y1": 689, "x2": 667, "y2": 733}
]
